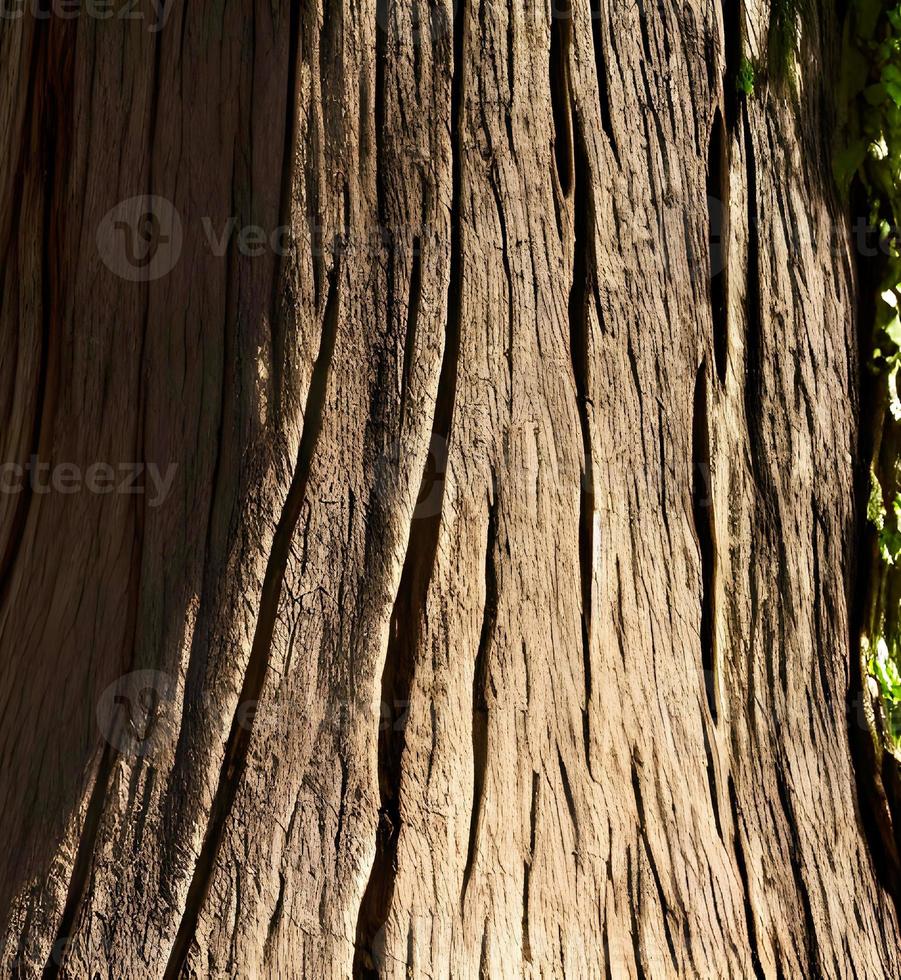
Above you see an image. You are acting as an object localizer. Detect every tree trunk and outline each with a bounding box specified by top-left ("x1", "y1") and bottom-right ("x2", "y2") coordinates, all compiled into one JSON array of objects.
[{"x1": 1, "y1": 0, "x2": 899, "y2": 976}]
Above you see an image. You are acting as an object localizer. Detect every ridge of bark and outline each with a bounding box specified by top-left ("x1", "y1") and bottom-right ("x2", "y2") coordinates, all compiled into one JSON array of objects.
[
  {"x1": 352, "y1": 3, "x2": 466, "y2": 971},
  {"x1": 163, "y1": 247, "x2": 344, "y2": 980},
  {"x1": 461, "y1": 480, "x2": 499, "y2": 906}
]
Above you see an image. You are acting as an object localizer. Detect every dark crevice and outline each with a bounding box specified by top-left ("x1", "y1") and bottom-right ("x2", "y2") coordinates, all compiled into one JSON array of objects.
[
  {"x1": 522, "y1": 771, "x2": 539, "y2": 964},
  {"x1": 692, "y1": 363, "x2": 718, "y2": 723},
  {"x1": 707, "y1": 107, "x2": 729, "y2": 385},
  {"x1": 352, "y1": 2, "x2": 466, "y2": 972},
  {"x1": 375, "y1": 0, "x2": 389, "y2": 227},
  {"x1": 557, "y1": 749, "x2": 579, "y2": 839},
  {"x1": 702, "y1": 722, "x2": 724, "y2": 841},
  {"x1": 163, "y1": 250, "x2": 344, "y2": 980},
  {"x1": 774, "y1": 764, "x2": 821, "y2": 976},
  {"x1": 741, "y1": 102, "x2": 768, "y2": 499},
  {"x1": 569, "y1": 110, "x2": 596, "y2": 772},
  {"x1": 626, "y1": 846, "x2": 647, "y2": 980},
  {"x1": 589, "y1": 0, "x2": 620, "y2": 163},
  {"x1": 270, "y1": 0, "x2": 303, "y2": 405},
  {"x1": 549, "y1": 0, "x2": 574, "y2": 196},
  {"x1": 487, "y1": 169, "x2": 514, "y2": 412},
  {"x1": 398, "y1": 237, "x2": 422, "y2": 436},
  {"x1": 720, "y1": 0, "x2": 741, "y2": 131},
  {"x1": 728, "y1": 776, "x2": 765, "y2": 980},
  {"x1": 263, "y1": 870, "x2": 287, "y2": 961},
  {"x1": 634, "y1": 0, "x2": 653, "y2": 63},
  {"x1": 461, "y1": 485, "x2": 499, "y2": 905}
]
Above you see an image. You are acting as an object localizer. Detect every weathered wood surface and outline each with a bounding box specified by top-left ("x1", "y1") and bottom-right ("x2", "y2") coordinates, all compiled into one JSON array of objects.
[{"x1": 1, "y1": 0, "x2": 899, "y2": 976}]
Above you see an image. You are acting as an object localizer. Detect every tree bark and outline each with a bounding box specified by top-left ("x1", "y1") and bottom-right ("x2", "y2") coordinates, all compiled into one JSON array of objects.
[{"x1": 1, "y1": 0, "x2": 899, "y2": 976}]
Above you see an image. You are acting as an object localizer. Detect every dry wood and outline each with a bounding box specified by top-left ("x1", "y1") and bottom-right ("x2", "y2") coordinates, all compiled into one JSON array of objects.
[{"x1": 1, "y1": 0, "x2": 899, "y2": 976}]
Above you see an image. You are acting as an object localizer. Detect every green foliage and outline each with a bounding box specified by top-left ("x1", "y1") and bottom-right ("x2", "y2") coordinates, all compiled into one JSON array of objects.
[
  {"x1": 737, "y1": 57, "x2": 757, "y2": 96},
  {"x1": 870, "y1": 637, "x2": 901, "y2": 739},
  {"x1": 767, "y1": 0, "x2": 809, "y2": 85},
  {"x1": 840, "y1": 0, "x2": 901, "y2": 747}
]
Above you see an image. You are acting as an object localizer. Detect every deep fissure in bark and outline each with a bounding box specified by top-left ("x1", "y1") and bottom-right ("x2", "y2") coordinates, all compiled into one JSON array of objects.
[
  {"x1": 741, "y1": 102, "x2": 768, "y2": 498},
  {"x1": 163, "y1": 251, "x2": 343, "y2": 980},
  {"x1": 589, "y1": 0, "x2": 619, "y2": 163},
  {"x1": 352, "y1": 4, "x2": 466, "y2": 972},
  {"x1": 398, "y1": 237, "x2": 422, "y2": 435},
  {"x1": 569, "y1": 109, "x2": 596, "y2": 768},
  {"x1": 692, "y1": 363, "x2": 718, "y2": 723},
  {"x1": 707, "y1": 107, "x2": 729, "y2": 385},
  {"x1": 270, "y1": 0, "x2": 303, "y2": 402},
  {"x1": 549, "y1": 0, "x2": 573, "y2": 196},
  {"x1": 630, "y1": 758, "x2": 678, "y2": 970},
  {"x1": 719, "y1": 0, "x2": 741, "y2": 131},
  {"x1": 522, "y1": 770, "x2": 539, "y2": 964},
  {"x1": 461, "y1": 484, "x2": 499, "y2": 905}
]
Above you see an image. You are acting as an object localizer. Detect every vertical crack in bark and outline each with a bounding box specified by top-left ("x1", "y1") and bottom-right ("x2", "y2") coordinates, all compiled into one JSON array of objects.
[
  {"x1": 774, "y1": 763, "x2": 821, "y2": 976},
  {"x1": 741, "y1": 103, "x2": 768, "y2": 498},
  {"x1": 352, "y1": 3, "x2": 466, "y2": 972},
  {"x1": 270, "y1": 0, "x2": 303, "y2": 404},
  {"x1": 461, "y1": 483, "x2": 499, "y2": 906},
  {"x1": 398, "y1": 237, "x2": 422, "y2": 436},
  {"x1": 522, "y1": 770, "x2": 539, "y2": 965},
  {"x1": 549, "y1": 0, "x2": 573, "y2": 196},
  {"x1": 702, "y1": 721, "x2": 724, "y2": 841},
  {"x1": 692, "y1": 363, "x2": 718, "y2": 723},
  {"x1": 487, "y1": 170, "x2": 514, "y2": 412},
  {"x1": 728, "y1": 776, "x2": 765, "y2": 980},
  {"x1": 569, "y1": 109, "x2": 596, "y2": 771},
  {"x1": 589, "y1": 0, "x2": 620, "y2": 164},
  {"x1": 163, "y1": 250, "x2": 344, "y2": 980},
  {"x1": 707, "y1": 107, "x2": 729, "y2": 386},
  {"x1": 557, "y1": 749, "x2": 580, "y2": 845},
  {"x1": 631, "y1": 758, "x2": 678, "y2": 970},
  {"x1": 625, "y1": 844, "x2": 648, "y2": 980},
  {"x1": 719, "y1": 0, "x2": 741, "y2": 132}
]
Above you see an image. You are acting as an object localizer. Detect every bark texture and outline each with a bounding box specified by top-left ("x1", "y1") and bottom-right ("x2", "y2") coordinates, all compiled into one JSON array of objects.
[{"x1": 1, "y1": 0, "x2": 899, "y2": 976}]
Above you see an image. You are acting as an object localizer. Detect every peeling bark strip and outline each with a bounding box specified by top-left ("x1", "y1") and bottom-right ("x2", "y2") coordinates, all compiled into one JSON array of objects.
[
  {"x1": 3, "y1": 0, "x2": 901, "y2": 975},
  {"x1": 164, "y1": 255, "x2": 343, "y2": 980}
]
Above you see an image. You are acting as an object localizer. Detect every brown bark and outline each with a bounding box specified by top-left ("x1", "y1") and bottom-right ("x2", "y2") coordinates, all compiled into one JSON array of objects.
[{"x1": 1, "y1": 0, "x2": 898, "y2": 976}]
